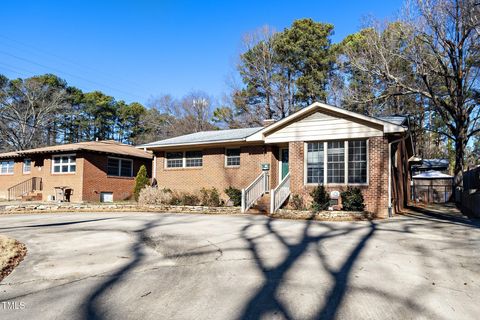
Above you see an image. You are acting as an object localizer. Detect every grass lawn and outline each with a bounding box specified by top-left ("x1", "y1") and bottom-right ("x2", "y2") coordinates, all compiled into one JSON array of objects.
[{"x1": 0, "y1": 235, "x2": 26, "y2": 282}]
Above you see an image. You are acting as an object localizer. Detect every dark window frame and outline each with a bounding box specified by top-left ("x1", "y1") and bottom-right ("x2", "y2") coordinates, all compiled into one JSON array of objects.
[{"x1": 107, "y1": 157, "x2": 133, "y2": 177}]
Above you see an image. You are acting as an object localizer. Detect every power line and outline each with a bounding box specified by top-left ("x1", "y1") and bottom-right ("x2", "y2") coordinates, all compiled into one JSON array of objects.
[
  {"x1": 0, "y1": 33, "x2": 146, "y2": 91},
  {"x1": 0, "y1": 61, "x2": 45, "y2": 78},
  {"x1": 0, "y1": 50, "x2": 145, "y2": 101},
  {"x1": 0, "y1": 63, "x2": 30, "y2": 78}
]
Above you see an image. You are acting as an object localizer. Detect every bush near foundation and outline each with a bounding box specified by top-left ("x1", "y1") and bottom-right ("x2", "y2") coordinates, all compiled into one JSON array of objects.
[
  {"x1": 134, "y1": 165, "x2": 150, "y2": 201},
  {"x1": 225, "y1": 187, "x2": 242, "y2": 206},
  {"x1": 200, "y1": 187, "x2": 223, "y2": 207},
  {"x1": 341, "y1": 187, "x2": 365, "y2": 211},
  {"x1": 139, "y1": 187, "x2": 227, "y2": 207},
  {"x1": 310, "y1": 185, "x2": 329, "y2": 212},
  {"x1": 170, "y1": 192, "x2": 201, "y2": 206},
  {"x1": 290, "y1": 194, "x2": 306, "y2": 210},
  {"x1": 138, "y1": 186, "x2": 172, "y2": 205}
]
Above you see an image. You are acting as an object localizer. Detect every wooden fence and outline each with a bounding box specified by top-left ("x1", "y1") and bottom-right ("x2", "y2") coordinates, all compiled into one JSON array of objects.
[{"x1": 458, "y1": 166, "x2": 480, "y2": 217}]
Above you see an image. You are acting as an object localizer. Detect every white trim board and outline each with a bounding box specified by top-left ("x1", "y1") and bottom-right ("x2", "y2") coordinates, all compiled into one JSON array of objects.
[
  {"x1": 247, "y1": 102, "x2": 406, "y2": 142},
  {"x1": 264, "y1": 111, "x2": 383, "y2": 143}
]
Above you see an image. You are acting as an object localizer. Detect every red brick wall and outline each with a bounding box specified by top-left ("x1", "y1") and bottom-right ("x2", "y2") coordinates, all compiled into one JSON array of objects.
[
  {"x1": 289, "y1": 136, "x2": 390, "y2": 217},
  {"x1": 0, "y1": 152, "x2": 151, "y2": 202},
  {"x1": 152, "y1": 136, "x2": 402, "y2": 217},
  {"x1": 82, "y1": 153, "x2": 152, "y2": 202},
  {"x1": 154, "y1": 145, "x2": 274, "y2": 200},
  {"x1": 0, "y1": 158, "x2": 42, "y2": 199},
  {"x1": 0, "y1": 155, "x2": 84, "y2": 201}
]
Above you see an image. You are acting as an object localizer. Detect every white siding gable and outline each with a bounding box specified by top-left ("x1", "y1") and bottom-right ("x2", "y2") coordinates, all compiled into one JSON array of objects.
[{"x1": 264, "y1": 111, "x2": 383, "y2": 143}]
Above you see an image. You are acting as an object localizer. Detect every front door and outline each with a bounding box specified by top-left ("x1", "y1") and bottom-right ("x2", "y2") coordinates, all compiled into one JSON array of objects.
[{"x1": 280, "y1": 148, "x2": 289, "y2": 180}]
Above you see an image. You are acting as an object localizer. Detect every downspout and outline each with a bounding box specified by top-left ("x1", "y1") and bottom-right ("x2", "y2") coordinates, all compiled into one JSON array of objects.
[
  {"x1": 388, "y1": 134, "x2": 409, "y2": 217},
  {"x1": 144, "y1": 147, "x2": 157, "y2": 181},
  {"x1": 153, "y1": 155, "x2": 157, "y2": 180}
]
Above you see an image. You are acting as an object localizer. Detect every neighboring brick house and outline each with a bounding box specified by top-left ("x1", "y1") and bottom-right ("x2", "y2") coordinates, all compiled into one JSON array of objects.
[
  {"x1": 0, "y1": 141, "x2": 152, "y2": 202},
  {"x1": 140, "y1": 102, "x2": 414, "y2": 217}
]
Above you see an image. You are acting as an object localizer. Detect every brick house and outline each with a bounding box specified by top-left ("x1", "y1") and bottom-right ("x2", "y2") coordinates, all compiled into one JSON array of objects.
[
  {"x1": 0, "y1": 140, "x2": 152, "y2": 202},
  {"x1": 140, "y1": 102, "x2": 414, "y2": 217}
]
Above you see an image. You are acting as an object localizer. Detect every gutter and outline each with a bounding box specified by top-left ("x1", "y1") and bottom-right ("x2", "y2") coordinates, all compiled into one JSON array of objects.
[
  {"x1": 136, "y1": 138, "x2": 263, "y2": 150},
  {"x1": 388, "y1": 134, "x2": 409, "y2": 217}
]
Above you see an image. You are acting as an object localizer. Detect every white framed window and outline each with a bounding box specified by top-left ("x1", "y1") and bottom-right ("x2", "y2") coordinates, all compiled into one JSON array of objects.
[
  {"x1": 186, "y1": 151, "x2": 203, "y2": 167},
  {"x1": 348, "y1": 140, "x2": 367, "y2": 183},
  {"x1": 165, "y1": 151, "x2": 203, "y2": 168},
  {"x1": 23, "y1": 159, "x2": 31, "y2": 174},
  {"x1": 305, "y1": 140, "x2": 368, "y2": 185},
  {"x1": 52, "y1": 154, "x2": 76, "y2": 174},
  {"x1": 107, "y1": 157, "x2": 133, "y2": 177},
  {"x1": 327, "y1": 141, "x2": 345, "y2": 183},
  {"x1": 166, "y1": 152, "x2": 184, "y2": 168},
  {"x1": 225, "y1": 148, "x2": 240, "y2": 167},
  {"x1": 306, "y1": 142, "x2": 324, "y2": 184},
  {"x1": 0, "y1": 160, "x2": 14, "y2": 175}
]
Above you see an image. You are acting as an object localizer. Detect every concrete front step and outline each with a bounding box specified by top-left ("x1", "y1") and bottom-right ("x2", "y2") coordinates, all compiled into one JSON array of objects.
[
  {"x1": 21, "y1": 192, "x2": 42, "y2": 202},
  {"x1": 248, "y1": 193, "x2": 271, "y2": 214}
]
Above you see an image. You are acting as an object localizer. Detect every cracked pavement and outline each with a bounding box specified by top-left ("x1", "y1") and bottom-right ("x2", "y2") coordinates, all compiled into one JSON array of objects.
[{"x1": 0, "y1": 209, "x2": 479, "y2": 319}]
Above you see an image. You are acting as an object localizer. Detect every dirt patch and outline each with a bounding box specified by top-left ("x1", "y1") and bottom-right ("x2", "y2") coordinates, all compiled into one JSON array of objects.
[{"x1": 0, "y1": 235, "x2": 27, "y2": 282}]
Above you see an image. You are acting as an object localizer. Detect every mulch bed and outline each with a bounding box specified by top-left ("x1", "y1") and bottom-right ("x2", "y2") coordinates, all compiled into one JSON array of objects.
[{"x1": 0, "y1": 240, "x2": 27, "y2": 282}]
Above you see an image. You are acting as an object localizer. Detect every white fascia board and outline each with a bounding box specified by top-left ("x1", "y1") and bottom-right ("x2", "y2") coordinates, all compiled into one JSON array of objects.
[
  {"x1": 138, "y1": 138, "x2": 249, "y2": 150},
  {"x1": 245, "y1": 131, "x2": 265, "y2": 142},
  {"x1": 316, "y1": 103, "x2": 406, "y2": 132}
]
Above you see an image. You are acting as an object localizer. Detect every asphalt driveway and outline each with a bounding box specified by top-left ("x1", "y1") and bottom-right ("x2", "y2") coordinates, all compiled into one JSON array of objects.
[{"x1": 0, "y1": 208, "x2": 479, "y2": 320}]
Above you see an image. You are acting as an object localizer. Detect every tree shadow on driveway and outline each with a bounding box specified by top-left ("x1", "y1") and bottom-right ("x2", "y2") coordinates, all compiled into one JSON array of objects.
[
  {"x1": 238, "y1": 218, "x2": 376, "y2": 320},
  {"x1": 83, "y1": 219, "x2": 157, "y2": 320},
  {"x1": 80, "y1": 210, "x2": 475, "y2": 320},
  {"x1": 82, "y1": 215, "x2": 202, "y2": 320},
  {"x1": 237, "y1": 212, "x2": 458, "y2": 320}
]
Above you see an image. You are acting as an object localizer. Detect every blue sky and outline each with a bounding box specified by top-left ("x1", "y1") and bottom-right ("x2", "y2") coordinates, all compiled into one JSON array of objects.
[{"x1": 1, "y1": 0, "x2": 402, "y2": 105}]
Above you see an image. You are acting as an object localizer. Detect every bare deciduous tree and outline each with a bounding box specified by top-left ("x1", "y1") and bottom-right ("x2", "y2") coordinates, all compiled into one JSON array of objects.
[
  {"x1": 146, "y1": 91, "x2": 216, "y2": 140},
  {"x1": 0, "y1": 75, "x2": 68, "y2": 150},
  {"x1": 343, "y1": 0, "x2": 480, "y2": 185}
]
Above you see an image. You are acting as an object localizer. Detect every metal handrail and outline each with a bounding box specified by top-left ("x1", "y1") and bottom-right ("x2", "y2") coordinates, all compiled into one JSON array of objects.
[
  {"x1": 7, "y1": 177, "x2": 42, "y2": 201},
  {"x1": 270, "y1": 172, "x2": 291, "y2": 213},
  {"x1": 241, "y1": 172, "x2": 268, "y2": 213}
]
